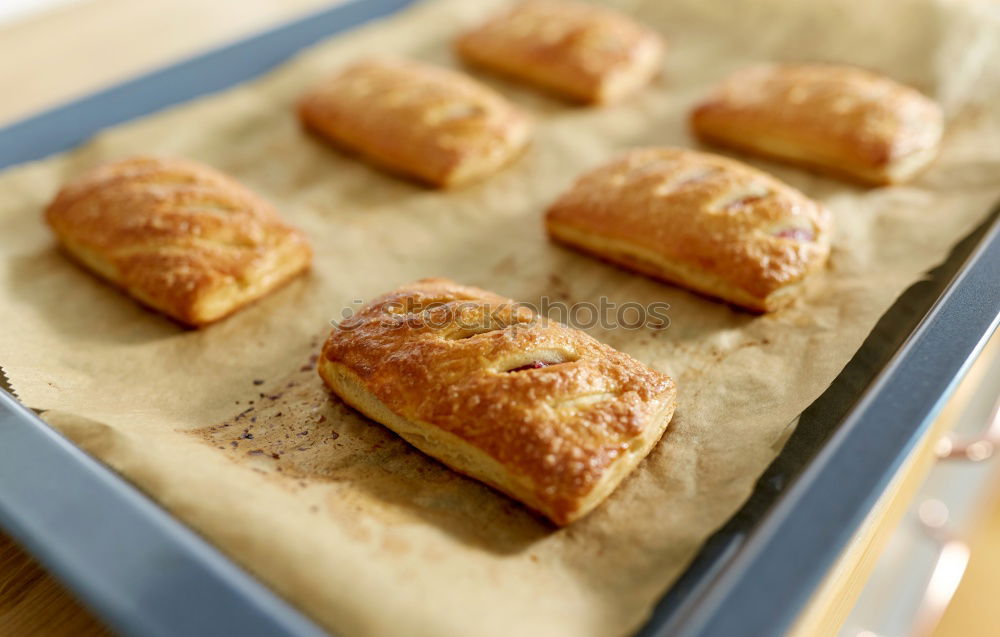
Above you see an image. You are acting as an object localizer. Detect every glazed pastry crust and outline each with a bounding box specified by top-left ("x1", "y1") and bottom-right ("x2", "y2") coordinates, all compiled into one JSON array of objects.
[
  {"x1": 45, "y1": 156, "x2": 312, "y2": 326},
  {"x1": 297, "y1": 57, "x2": 532, "y2": 187},
  {"x1": 455, "y1": 0, "x2": 665, "y2": 104},
  {"x1": 691, "y1": 63, "x2": 944, "y2": 185},
  {"x1": 318, "y1": 278, "x2": 677, "y2": 526},
  {"x1": 546, "y1": 148, "x2": 832, "y2": 312}
]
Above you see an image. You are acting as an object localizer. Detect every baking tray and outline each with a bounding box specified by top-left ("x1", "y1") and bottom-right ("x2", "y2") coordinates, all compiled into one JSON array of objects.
[{"x1": 0, "y1": 1, "x2": 998, "y2": 635}]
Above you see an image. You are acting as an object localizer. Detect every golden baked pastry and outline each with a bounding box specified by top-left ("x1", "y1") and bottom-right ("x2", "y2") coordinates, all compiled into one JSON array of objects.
[
  {"x1": 318, "y1": 278, "x2": 677, "y2": 525},
  {"x1": 45, "y1": 156, "x2": 312, "y2": 326},
  {"x1": 455, "y1": 0, "x2": 665, "y2": 104},
  {"x1": 297, "y1": 57, "x2": 532, "y2": 187},
  {"x1": 690, "y1": 63, "x2": 944, "y2": 185},
  {"x1": 545, "y1": 148, "x2": 832, "y2": 312}
]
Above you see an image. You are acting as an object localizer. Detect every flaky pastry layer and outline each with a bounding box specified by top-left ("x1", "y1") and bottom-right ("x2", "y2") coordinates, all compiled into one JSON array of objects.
[
  {"x1": 691, "y1": 63, "x2": 944, "y2": 185},
  {"x1": 318, "y1": 278, "x2": 677, "y2": 525},
  {"x1": 297, "y1": 57, "x2": 532, "y2": 187},
  {"x1": 455, "y1": 0, "x2": 665, "y2": 104},
  {"x1": 45, "y1": 156, "x2": 312, "y2": 326},
  {"x1": 545, "y1": 148, "x2": 832, "y2": 312}
]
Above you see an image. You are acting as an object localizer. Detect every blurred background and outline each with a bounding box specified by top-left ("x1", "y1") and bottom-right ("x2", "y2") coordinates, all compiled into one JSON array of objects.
[
  {"x1": 0, "y1": 0, "x2": 335, "y2": 126},
  {"x1": 1, "y1": 1, "x2": 999, "y2": 636}
]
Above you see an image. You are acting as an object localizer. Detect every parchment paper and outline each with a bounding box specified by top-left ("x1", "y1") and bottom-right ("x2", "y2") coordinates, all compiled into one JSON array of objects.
[{"x1": 2, "y1": 0, "x2": 1000, "y2": 635}]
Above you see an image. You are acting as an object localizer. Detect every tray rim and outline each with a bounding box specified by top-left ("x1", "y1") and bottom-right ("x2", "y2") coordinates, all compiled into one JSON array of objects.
[
  {"x1": 1, "y1": 0, "x2": 998, "y2": 635},
  {"x1": 0, "y1": 390, "x2": 329, "y2": 637},
  {"x1": 644, "y1": 213, "x2": 1000, "y2": 636}
]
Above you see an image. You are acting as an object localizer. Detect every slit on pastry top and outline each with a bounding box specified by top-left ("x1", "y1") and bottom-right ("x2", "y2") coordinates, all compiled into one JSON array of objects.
[
  {"x1": 44, "y1": 156, "x2": 312, "y2": 326},
  {"x1": 318, "y1": 278, "x2": 677, "y2": 526},
  {"x1": 297, "y1": 56, "x2": 532, "y2": 188},
  {"x1": 690, "y1": 63, "x2": 944, "y2": 185},
  {"x1": 455, "y1": 0, "x2": 665, "y2": 104},
  {"x1": 545, "y1": 148, "x2": 832, "y2": 312}
]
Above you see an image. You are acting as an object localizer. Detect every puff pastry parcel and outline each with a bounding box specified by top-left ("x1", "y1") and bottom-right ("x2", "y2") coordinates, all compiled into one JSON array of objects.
[
  {"x1": 45, "y1": 156, "x2": 312, "y2": 326},
  {"x1": 546, "y1": 148, "x2": 832, "y2": 312},
  {"x1": 455, "y1": 0, "x2": 665, "y2": 104},
  {"x1": 691, "y1": 63, "x2": 944, "y2": 185},
  {"x1": 318, "y1": 278, "x2": 677, "y2": 525},
  {"x1": 297, "y1": 57, "x2": 531, "y2": 187}
]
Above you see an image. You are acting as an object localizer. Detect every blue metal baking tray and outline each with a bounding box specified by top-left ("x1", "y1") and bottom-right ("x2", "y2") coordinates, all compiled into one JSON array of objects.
[{"x1": 1, "y1": 1, "x2": 998, "y2": 635}]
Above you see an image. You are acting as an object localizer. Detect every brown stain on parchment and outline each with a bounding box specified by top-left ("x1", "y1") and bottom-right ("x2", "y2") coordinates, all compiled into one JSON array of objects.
[{"x1": 191, "y1": 344, "x2": 551, "y2": 554}]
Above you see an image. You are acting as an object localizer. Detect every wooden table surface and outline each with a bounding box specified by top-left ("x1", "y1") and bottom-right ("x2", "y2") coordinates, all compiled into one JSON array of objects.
[
  {"x1": 0, "y1": 540, "x2": 109, "y2": 636},
  {"x1": 0, "y1": 0, "x2": 334, "y2": 127},
  {"x1": 1, "y1": 1, "x2": 998, "y2": 636}
]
